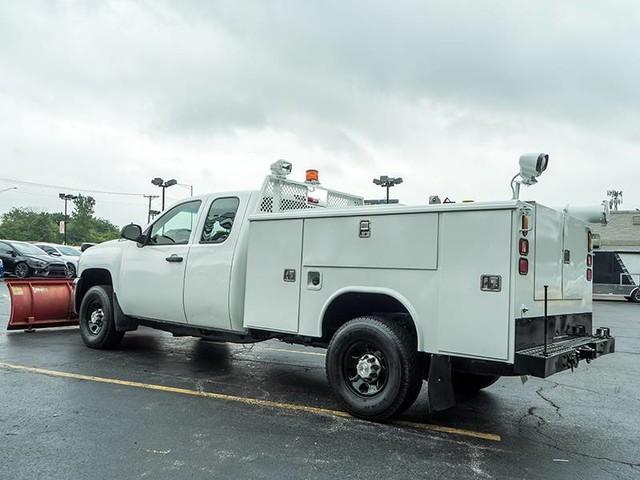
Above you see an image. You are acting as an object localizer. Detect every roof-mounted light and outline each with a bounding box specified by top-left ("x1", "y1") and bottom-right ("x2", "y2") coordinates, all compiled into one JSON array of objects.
[
  {"x1": 511, "y1": 153, "x2": 549, "y2": 199},
  {"x1": 270, "y1": 160, "x2": 293, "y2": 178}
]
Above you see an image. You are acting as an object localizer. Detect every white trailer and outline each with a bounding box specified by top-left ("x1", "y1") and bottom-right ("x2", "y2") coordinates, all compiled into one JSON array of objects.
[{"x1": 74, "y1": 156, "x2": 614, "y2": 421}]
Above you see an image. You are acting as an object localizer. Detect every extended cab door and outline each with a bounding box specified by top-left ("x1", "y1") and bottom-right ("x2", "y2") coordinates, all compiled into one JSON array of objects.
[
  {"x1": 183, "y1": 195, "x2": 246, "y2": 330},
  {"x1": 117, "y1": 200, "x2": 202, "y2": 323}
]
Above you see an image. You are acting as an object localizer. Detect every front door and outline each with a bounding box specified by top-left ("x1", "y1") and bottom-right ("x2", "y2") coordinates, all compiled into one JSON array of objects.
[{"x1": 117, "y1": 200, "x2": 202, "y2": 323}]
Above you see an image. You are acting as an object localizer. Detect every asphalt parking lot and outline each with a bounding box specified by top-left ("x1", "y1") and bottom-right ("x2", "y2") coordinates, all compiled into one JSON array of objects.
[{"x1": 0, "y1": 284, "x2": 638, "y2": 480}]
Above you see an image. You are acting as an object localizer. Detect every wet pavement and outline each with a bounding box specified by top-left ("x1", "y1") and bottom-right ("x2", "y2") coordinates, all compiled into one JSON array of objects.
[{"x1": 0, "y1": 282, "x2": 638, "y2": 479}]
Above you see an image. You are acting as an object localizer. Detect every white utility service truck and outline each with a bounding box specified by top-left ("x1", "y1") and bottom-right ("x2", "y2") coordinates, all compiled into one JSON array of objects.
[{"x1": 74, "y1": 155, "x2": 614, "y2": 421}]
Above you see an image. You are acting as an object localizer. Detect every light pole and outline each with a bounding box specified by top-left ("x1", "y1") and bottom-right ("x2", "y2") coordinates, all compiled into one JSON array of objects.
[
  {"x1": 59, "y1": 193, "x2": 79, "y2": 245},
  {"x1": 143, "y1": 194, "x2": 159, "y2": 223},
  {"x1": 151, "y1": 178, "x2": 178, "y2": 211},
  {"x1": 178, "y1": 183, "x2": 194, "y2": 196},
  {"x1": 373, "y1": 176, "x2": 403, "y2": 204}
]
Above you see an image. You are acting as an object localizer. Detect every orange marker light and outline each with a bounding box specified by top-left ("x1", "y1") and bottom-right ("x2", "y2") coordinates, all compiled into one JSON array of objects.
[{"x1": 306, "y1": 169, "x2": 319, "y2": 183}]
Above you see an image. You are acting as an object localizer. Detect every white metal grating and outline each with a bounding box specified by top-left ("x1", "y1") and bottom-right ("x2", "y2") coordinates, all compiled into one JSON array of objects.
[{"x1": 257, "y1": 175, "x2": 363, "y2": 213}]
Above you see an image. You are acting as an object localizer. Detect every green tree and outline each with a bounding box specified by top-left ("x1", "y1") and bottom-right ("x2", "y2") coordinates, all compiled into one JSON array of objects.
[
  {"x1": 66, "y1": 195, "x2": 119, "y2": 244},
  {"x1": 0, "y1": 208, "x2": 58, "y2": 242},
  {"x1": 0, "y1": 197, "x2": 120, "y2": 244}
]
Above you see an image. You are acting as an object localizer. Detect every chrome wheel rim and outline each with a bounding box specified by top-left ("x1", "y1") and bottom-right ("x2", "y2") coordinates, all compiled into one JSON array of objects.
[
  {"x1": 87, "y1": 305, "x2": 104, "y2": 335},
  {"x1": 343, "y1": 342, "x2": 388, "y2": 397}
]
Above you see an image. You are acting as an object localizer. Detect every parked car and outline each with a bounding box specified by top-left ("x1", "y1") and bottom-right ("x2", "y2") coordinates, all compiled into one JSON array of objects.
[
  {"x1": 0, "y1": 240, "x2": 68, "y2": 278},
  {"x1": 34, "y1": 243, "x2": 81, "y2": 277}
]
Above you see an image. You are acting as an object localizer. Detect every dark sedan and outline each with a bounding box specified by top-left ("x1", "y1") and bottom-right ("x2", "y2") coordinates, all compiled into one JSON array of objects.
[{"x1": 0, "y1": 240, "x2": 68, "y2": 278}]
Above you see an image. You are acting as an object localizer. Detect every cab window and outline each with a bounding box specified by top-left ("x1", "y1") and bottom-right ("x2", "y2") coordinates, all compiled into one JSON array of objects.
[
  {"x1": 200, "y1": 197, "x2": 240, "y2": 244},
  {"x1": 148, "y1": 200, "x2": 202, "y2": 245}
]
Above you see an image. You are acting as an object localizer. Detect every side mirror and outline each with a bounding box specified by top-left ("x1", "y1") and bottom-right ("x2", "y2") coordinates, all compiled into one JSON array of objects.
[{"x1": 120, "y1": 223, "x2": 143, "y2": 242}]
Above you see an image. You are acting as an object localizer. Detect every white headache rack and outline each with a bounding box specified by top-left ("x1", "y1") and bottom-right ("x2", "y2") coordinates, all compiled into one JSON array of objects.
[{"x1": 256, "y1": 174, "x2": 364, "y2": 213}]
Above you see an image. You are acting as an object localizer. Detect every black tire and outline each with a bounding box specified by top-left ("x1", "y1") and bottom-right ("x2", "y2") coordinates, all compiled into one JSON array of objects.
[
  {"x1": 79, "y1": 285, "x2": 124, "y2": 349},
  {"x1": 630, "y1": 289, "x2": 640, "y2": 303},
  {"x1": 326, "y1": 315, "x2": 419, "y2": 422},
  {"x1": 67, "y1": 263, "x2": 76, "y2": 278},
  {"x1": 14, "y1": 262, "x2": 30, "y2": 278},
  {"x1": 451, "y1": 372, "x2": 500, "y2": 394}
]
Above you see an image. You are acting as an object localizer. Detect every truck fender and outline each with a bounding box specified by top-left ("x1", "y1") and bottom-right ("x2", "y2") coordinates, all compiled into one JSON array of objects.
[{"x1": 319, "y1": 286, "x2": 424, "y2": 351}]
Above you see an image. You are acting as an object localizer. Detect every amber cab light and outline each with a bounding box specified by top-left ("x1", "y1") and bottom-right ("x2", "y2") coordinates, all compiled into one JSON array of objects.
[
  {"x1": 519, "y1": 238, "x2": 529, "y2": 256},
  {"x1": 521, "y1": 214, "x2": 530, "y2": 232},
  {"x1": 306, "y1": 169, "x2": 319, "y2": 183},
  {"x1": 519, "y1": 258, "x2": 529, "y2": 275},
  {"x1": 587, "y1": 254, "x2": 592, "y2": 267},
  {"x1": 587, "y1": 269, "x2": 593, "y2": 282},
  {"x1": 587, "y1": 231, "x2": 593, "y2": 252}
]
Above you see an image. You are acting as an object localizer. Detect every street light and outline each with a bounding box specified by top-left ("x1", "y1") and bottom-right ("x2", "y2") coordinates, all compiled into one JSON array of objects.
[
  {"x1": 59, "y1": 193, "x2": 79, "y2": 245},
  {"x1": 151, "y1": 177, "x2": 178, "y2": 210},
  {"x1": 373, "y1": 176, "x2": 403, "y2": 204}
]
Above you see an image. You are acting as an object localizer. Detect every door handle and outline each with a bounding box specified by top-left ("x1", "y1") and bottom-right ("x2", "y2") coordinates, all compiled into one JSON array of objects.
[{"x1": 165, "y1": 255, "x2": 183, "y2": 263}]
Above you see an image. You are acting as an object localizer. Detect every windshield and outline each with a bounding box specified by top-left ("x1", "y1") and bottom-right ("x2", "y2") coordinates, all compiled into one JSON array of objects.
[
  {"x1": 58, "y1": 246, "x2": 80, "y2": 256},
  {"x1": 12, "y1": 242, "x2": 47, "y2": 256}
]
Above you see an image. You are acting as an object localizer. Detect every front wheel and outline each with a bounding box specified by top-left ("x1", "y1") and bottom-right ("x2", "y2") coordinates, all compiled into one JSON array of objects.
[
  {"x1": 629, "y1": 289, "x2": 640, "y2": 303},
  {"x1": 326, "y1": 316, "x2": 420, "y2": 422},
  {"x1": 451, "y1": 372, "x2": 500, "y2": 394},
  {"x1": 79, "y1": 285, "x2": 124, "y2": 349},
  {"x1": 14, "y1": 262, "x2": 30, "y2": 278}
]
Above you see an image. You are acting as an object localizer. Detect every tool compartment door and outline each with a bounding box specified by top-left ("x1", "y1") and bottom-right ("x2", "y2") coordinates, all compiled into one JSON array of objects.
[
  {"x1": 437, "y1": 210, "x2": 512, "y2": 360},
  {"x1": 534, "y1": 205, "x2": 563, "y2": 300},
  {"x1": 562, "y1": 215, "x2": 587, "y2": 300},
  {"x1": 243, "y1": 219, "x2": 303, "y2": 333}
]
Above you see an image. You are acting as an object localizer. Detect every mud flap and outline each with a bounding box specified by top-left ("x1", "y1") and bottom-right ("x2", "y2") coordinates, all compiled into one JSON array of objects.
[
  {"x1": 113, "y1": 292, "x2": 138, "y2": 332},
  {"x1": 427, "y1": 354, "x2": 456, "y2": 412}
]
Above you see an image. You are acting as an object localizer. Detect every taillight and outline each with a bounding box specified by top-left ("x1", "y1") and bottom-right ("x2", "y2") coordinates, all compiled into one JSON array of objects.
[
  {"x1": 587, "y1": 254, "x2": 592, "y2": 267},
  {"x1": 519, "y1": 258, "x2": 529, "y2": 275},
  {"x1": 521, "y1": 214, "x2": 530, "y2": 234},
  {"x1": 587, "y1": 231, "x2": 593, "y2": 252},
  {"x1": 587, "y1": 269, "x2": 592, "y2": 281},
  {"x1": 519, "y1": 238, "x2": 529, "y2": 256}
]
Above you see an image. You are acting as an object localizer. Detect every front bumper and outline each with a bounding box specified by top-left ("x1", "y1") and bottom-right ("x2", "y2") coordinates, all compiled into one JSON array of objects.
[{"x1": 514, "y1": 328, "x2": 615, "y2": 378}]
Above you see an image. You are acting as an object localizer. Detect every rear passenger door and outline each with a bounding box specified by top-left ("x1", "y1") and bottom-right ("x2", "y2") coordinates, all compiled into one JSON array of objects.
[{"x1": 183, "y1": 196, "x2": 244, "y2": 330}]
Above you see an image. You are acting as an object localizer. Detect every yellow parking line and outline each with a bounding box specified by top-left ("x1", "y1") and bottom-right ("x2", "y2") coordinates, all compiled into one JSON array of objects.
[{"x1": 0, "y1": 362, "x2": 500, "y2": 442}]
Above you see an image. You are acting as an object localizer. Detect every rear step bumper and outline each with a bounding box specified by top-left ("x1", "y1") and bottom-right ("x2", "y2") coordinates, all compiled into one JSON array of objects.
[{"x1": 514, "y1": 328, "x2": 615, "y2": 378}]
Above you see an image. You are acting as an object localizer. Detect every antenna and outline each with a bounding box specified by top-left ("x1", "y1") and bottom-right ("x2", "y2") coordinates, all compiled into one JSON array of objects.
[{"x1": 606, "y1": 190, "x2": 623, "y2": 211}]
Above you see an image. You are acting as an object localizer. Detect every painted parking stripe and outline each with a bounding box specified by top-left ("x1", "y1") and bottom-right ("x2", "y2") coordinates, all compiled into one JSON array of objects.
[{"x1": 0, "y1": 362, "x2": 501, "y2": 442}]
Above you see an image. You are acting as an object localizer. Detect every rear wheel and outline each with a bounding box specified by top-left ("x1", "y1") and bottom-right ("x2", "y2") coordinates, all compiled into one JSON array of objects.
[
  {"x1": 326, "y1": 316, "x2": 419, "y2": 421},
  {"x1": 629, "y1": 289, "x2": 640, "y2": 303},
  {"x1": 451, "y1": 372, "x2": 500, "y2": 394},
  {"x1": 79, "y1": 285, "x2": 124, "y2": 349},
  {"x1": 66, "y1": 263, "x2": 76, "y2": 278}
]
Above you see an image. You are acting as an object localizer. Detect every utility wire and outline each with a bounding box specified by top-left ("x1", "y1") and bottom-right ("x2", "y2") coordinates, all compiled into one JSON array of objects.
[{"x1": 0, "y1": 177, "x2": 148, "y2": 197}]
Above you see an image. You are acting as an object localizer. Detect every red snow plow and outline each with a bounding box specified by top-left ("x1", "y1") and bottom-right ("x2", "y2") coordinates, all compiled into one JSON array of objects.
[{"x1": 5, "y1": 278, "x2": 78, "y2": 331}]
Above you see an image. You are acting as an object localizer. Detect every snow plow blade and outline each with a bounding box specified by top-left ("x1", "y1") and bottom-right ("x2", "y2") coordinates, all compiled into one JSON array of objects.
[{"x1": 5, "y1": 279, "x2": 78, "y2": 331}]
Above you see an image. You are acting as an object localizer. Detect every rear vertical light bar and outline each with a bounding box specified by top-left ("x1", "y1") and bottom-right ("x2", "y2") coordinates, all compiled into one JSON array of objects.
[{"x1": 519, "y1": 258, "x2": 529, "y2": 275}]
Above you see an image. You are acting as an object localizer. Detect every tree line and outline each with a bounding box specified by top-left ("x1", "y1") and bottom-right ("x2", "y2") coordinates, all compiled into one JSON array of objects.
[{"x1": 0, "y1": 195, "x2": 120, "y2": 245}]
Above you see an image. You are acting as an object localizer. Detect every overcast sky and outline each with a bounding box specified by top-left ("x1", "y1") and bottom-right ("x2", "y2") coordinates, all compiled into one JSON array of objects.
[{"x1": 1, "y1": 1, "x2": 638, "y2": 227}]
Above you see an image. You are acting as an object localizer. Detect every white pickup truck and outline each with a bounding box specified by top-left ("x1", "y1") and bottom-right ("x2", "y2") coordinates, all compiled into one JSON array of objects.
[{"x1": 75, "y1": 156, "x2": 614, "y2": 421}]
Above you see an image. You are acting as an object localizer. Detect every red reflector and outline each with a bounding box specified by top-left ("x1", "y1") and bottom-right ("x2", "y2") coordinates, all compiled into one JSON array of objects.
[
  {"x1": 587, "y1": 269, "x2": 592, "y2": 281},
  {"x1": 587, "y1": 254, "x2": 592, "y2": 267},
  {"x1": 519, "y1": 258, "x2": 529, "y2": 275},
  {"x1": 519, "y1": 238, "x2": 529, "y2": 256}
]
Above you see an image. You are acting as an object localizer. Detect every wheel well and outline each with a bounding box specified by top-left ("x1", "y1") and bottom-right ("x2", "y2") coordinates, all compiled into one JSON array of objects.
[
  {"x1": 76, "y1": 268, "x2": 113, "y2": 308},
  {"x1": 321, "y1": 292, "x2": 417, "y2": 344}
]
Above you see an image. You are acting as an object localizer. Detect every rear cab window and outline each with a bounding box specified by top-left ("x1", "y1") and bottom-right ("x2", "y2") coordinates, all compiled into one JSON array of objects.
[{"x1": 200, "y1": 197, "x2": 240, "y2": 244}]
